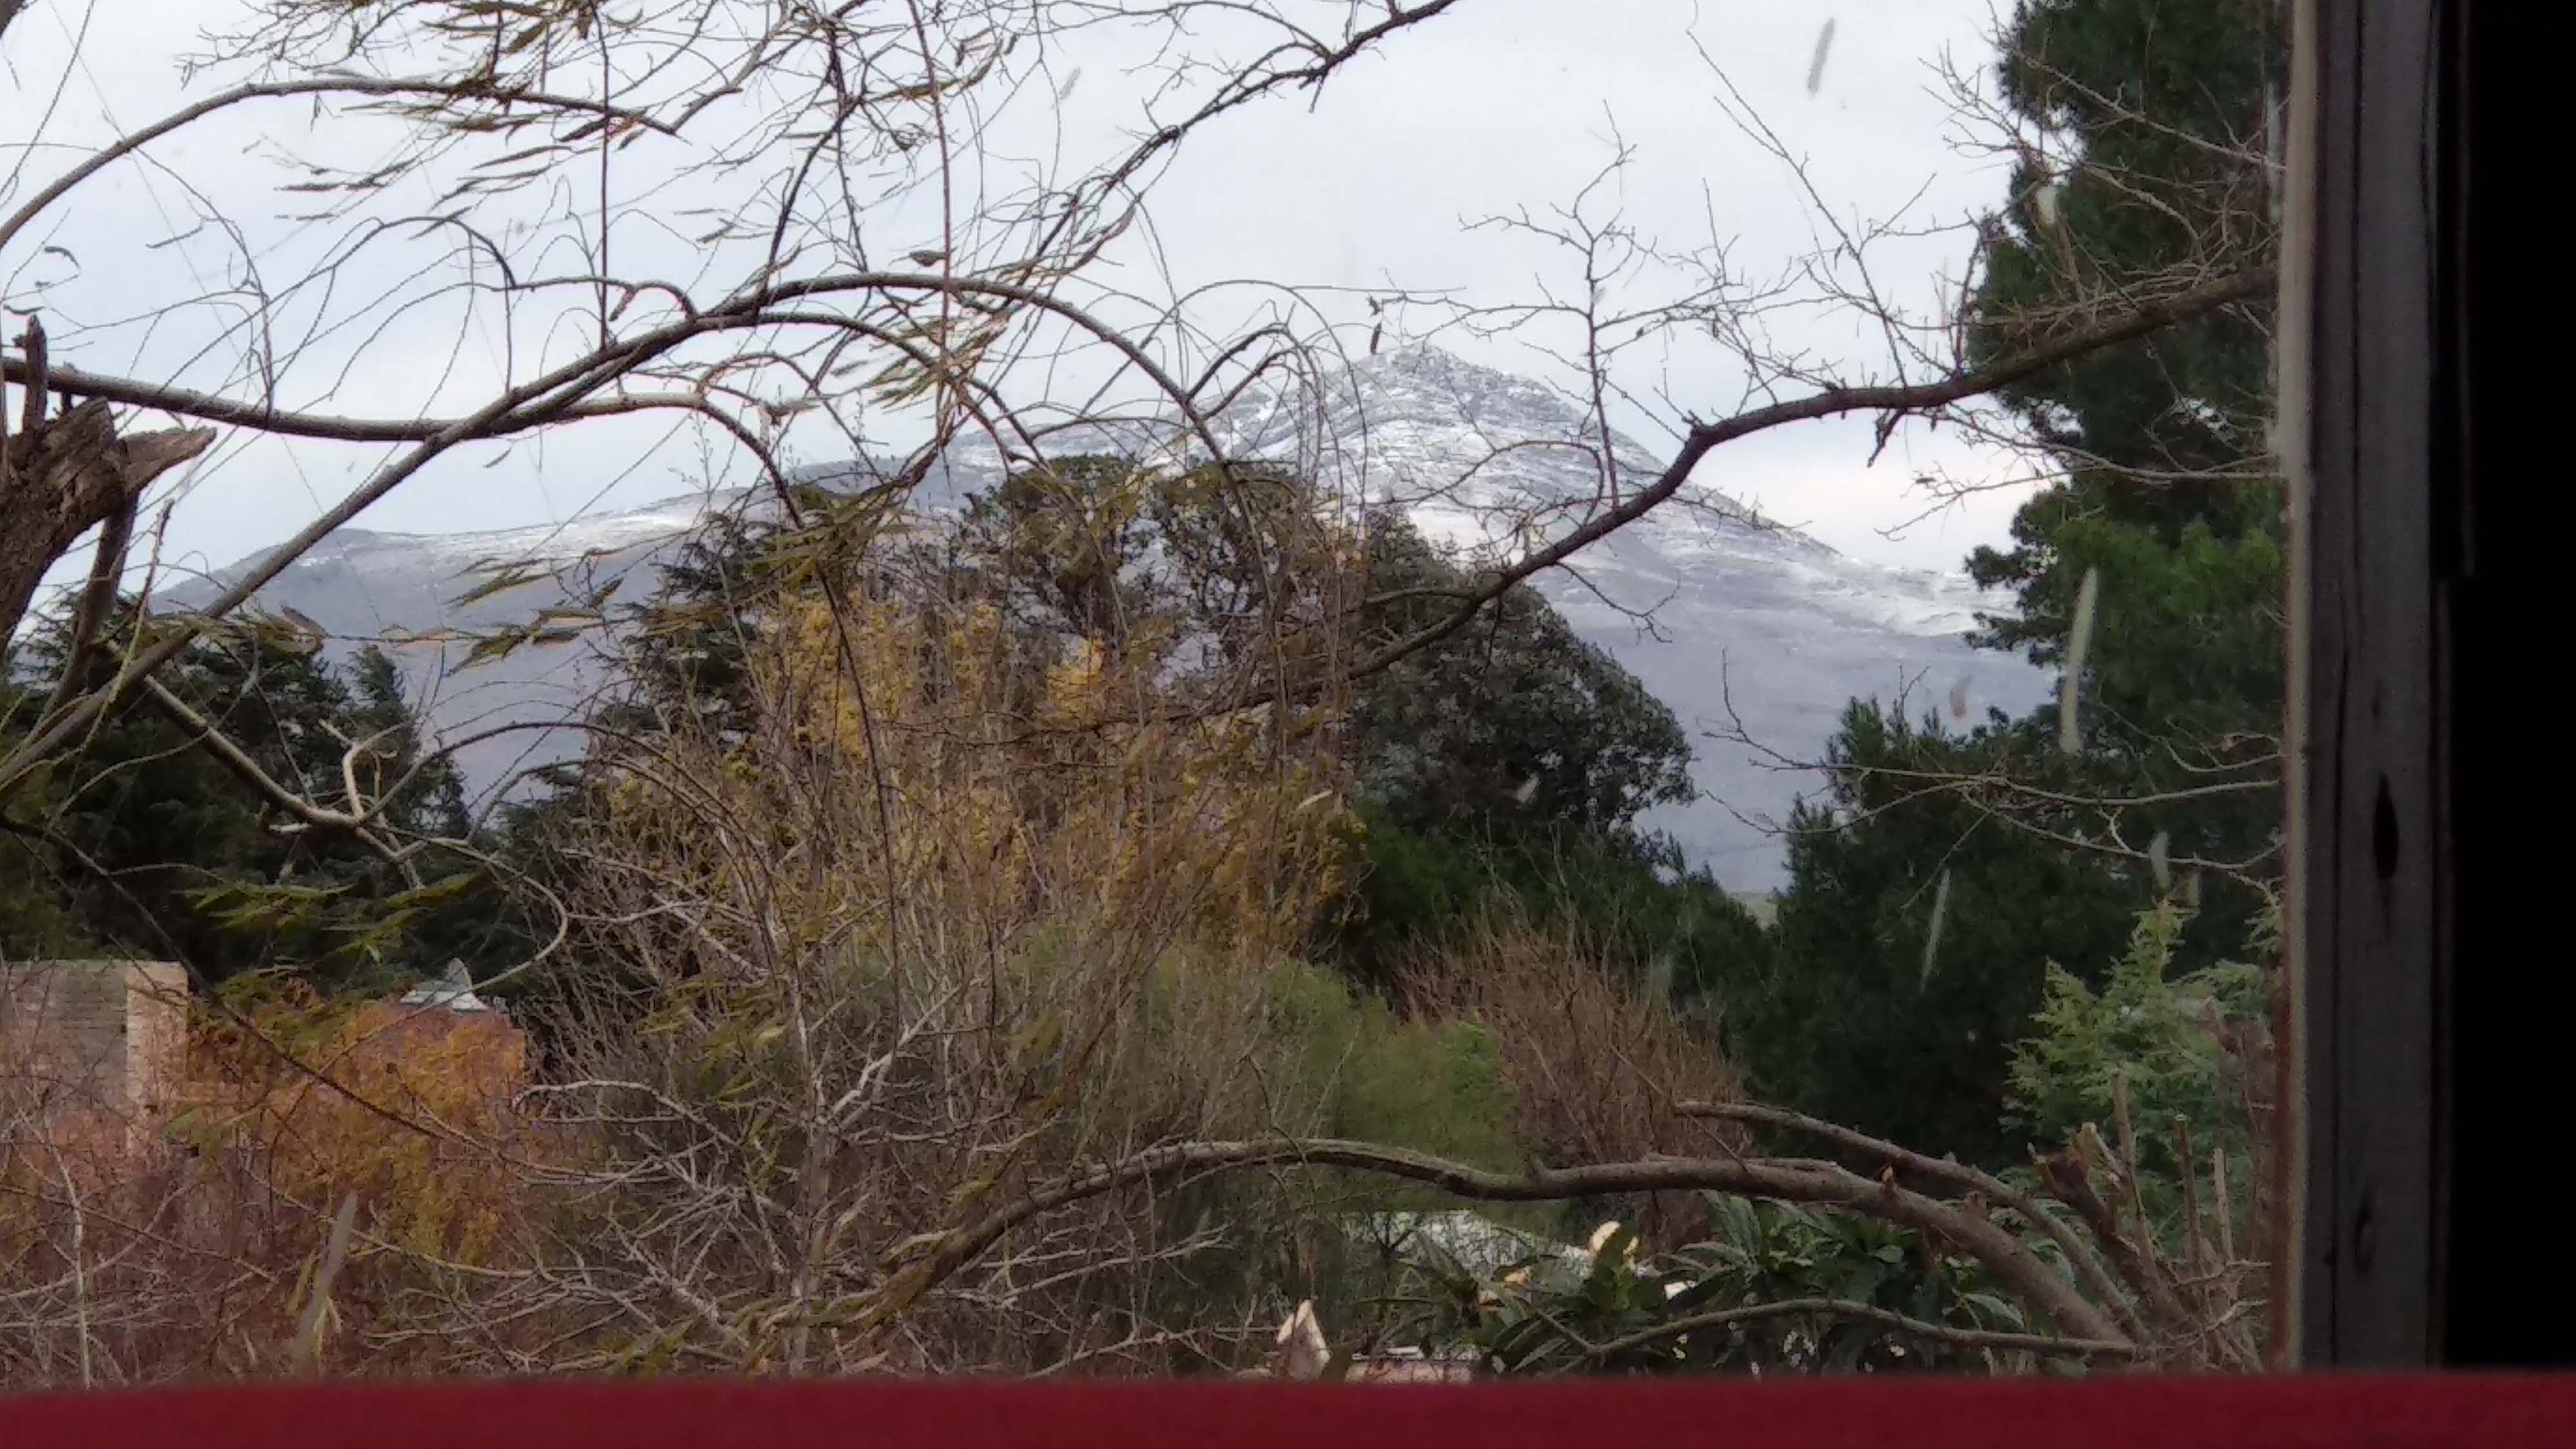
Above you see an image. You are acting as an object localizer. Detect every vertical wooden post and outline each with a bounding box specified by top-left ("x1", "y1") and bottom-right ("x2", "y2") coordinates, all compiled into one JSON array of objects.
[{"x1": 2287, "y1": 0, "x2": 2456, "y2": 1367}]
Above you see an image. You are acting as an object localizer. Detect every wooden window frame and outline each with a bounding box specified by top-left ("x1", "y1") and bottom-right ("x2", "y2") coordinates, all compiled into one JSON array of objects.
[{"x1": 2290, "y1": 0, "x2": 2550, "y2": 1367}]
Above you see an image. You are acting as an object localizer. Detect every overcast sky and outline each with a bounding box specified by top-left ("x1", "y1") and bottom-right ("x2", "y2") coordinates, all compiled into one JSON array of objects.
[{"x1": 4, "y1": 0, "x2": 2034, "y2": 597}]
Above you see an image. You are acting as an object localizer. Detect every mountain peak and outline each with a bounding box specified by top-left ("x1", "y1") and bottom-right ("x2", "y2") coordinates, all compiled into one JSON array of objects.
[
  {"x1": 1347, "y1": 336, "x2": 1484, "y2": 376},
  {"x1": 1204, "y1": 338, "x2": 1784, "y2": 538},
  {"x1": 1343, "y1": 339, "x2": 1591, "y2": 426}
]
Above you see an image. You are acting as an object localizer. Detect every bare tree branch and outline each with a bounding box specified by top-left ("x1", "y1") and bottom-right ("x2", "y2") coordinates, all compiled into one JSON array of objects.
[
  {"x1": 1332, "y1": 266, "x2": 2273, "y2": 693},
  {"x1": 1680, "y1": 1099, "x2": 2146, "y2": 1341}
]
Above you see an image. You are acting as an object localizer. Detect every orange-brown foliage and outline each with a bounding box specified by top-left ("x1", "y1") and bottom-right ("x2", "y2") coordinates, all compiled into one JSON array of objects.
[{"x1": 3, "y1": 978, "x2": 540, "y2": 1384}]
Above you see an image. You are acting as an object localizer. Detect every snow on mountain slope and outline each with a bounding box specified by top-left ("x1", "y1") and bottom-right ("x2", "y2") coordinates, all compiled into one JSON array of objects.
[{"x1": 168, "y1": 344, "x2": 2050, "y2": 891}]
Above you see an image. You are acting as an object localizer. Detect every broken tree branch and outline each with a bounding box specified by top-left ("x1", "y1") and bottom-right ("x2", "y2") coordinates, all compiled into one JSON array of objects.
[
  {"x1": 877, "y1": 1136, "x2": 2131, "y2": 1349},
  {"x1": 0, "y1": 397, "x2": 213, "y2": 647}
]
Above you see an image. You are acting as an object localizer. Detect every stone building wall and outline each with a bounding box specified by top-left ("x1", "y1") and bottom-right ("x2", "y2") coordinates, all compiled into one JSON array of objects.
[{"x1": 1, "y1": 960, "x2": 192, "y2": 1130}]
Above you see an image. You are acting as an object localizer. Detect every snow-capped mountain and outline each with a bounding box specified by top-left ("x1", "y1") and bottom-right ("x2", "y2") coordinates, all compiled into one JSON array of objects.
[{"x1": 169, "y1": 343, "x2": 2050, "y2": 892}]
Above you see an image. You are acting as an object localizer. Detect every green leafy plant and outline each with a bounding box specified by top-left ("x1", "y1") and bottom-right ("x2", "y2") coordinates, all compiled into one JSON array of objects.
[
  {"x1": 2009, "y1": 898, "x2": 2271, "y2": 1217},
  {"x1": 1401, "y1": 1200, "x2": 2043, "y2": 1376}
]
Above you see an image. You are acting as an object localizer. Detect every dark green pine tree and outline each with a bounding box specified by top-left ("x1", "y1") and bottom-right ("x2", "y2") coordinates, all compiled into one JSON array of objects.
[
  {"x1": 3, "y1": 607, "x2": 481, "y2": 990},
  {"x1": 1759, "y1": 0, "x2": 2286, "y2": 1166},
  {"x1": 592, "y1": 506, "x2": 784, "y2": 751},
  {"x1": 0, "y1": 664, "x2": 100, "y2": 958},
  {"x1": 1751, "y1": 704, "x2": 2144, "y2": 1160},
  {"x1": 1967, "y1": 0, "x2": 2287, "y2": 837},
  {"x1": 345, "y1": 643, "x2": 473, "y2": 842},
  {"x1": 1347, "y1": 507, "x2": 1695, "y2": 842},
  {"x1": 1324, "y1": 509, "x2": 1766, "y2": 1002}
]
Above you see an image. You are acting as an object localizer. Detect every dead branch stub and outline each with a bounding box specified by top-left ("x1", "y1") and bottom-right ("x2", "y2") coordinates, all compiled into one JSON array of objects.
[{"x1": 1, "y1": 320, "x2": 214, "y2": 645}]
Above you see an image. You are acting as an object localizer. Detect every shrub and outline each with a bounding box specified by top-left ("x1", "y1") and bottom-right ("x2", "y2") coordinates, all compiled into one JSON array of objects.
[{"x1": 1401, "y1": 916, "x2": 1747, "y2": 1253}]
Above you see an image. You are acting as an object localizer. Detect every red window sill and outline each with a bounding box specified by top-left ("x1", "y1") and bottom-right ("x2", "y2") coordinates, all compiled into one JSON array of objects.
[{"x1": 8, "y1": 1374, "x2": 2575, "y2": 1448}]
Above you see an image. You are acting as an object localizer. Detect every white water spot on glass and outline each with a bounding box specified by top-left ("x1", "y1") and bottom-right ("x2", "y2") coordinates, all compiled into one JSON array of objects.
[
  {"x1": 1920, "y1": 868, "x2": 1953, "y2": 988},
  {"x1": 2034, "y1": 178, "x2": 2064, "y2": 231},
  {"x1": 2059, "y1": 565, "x2": 2101, "y2": 754}
]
